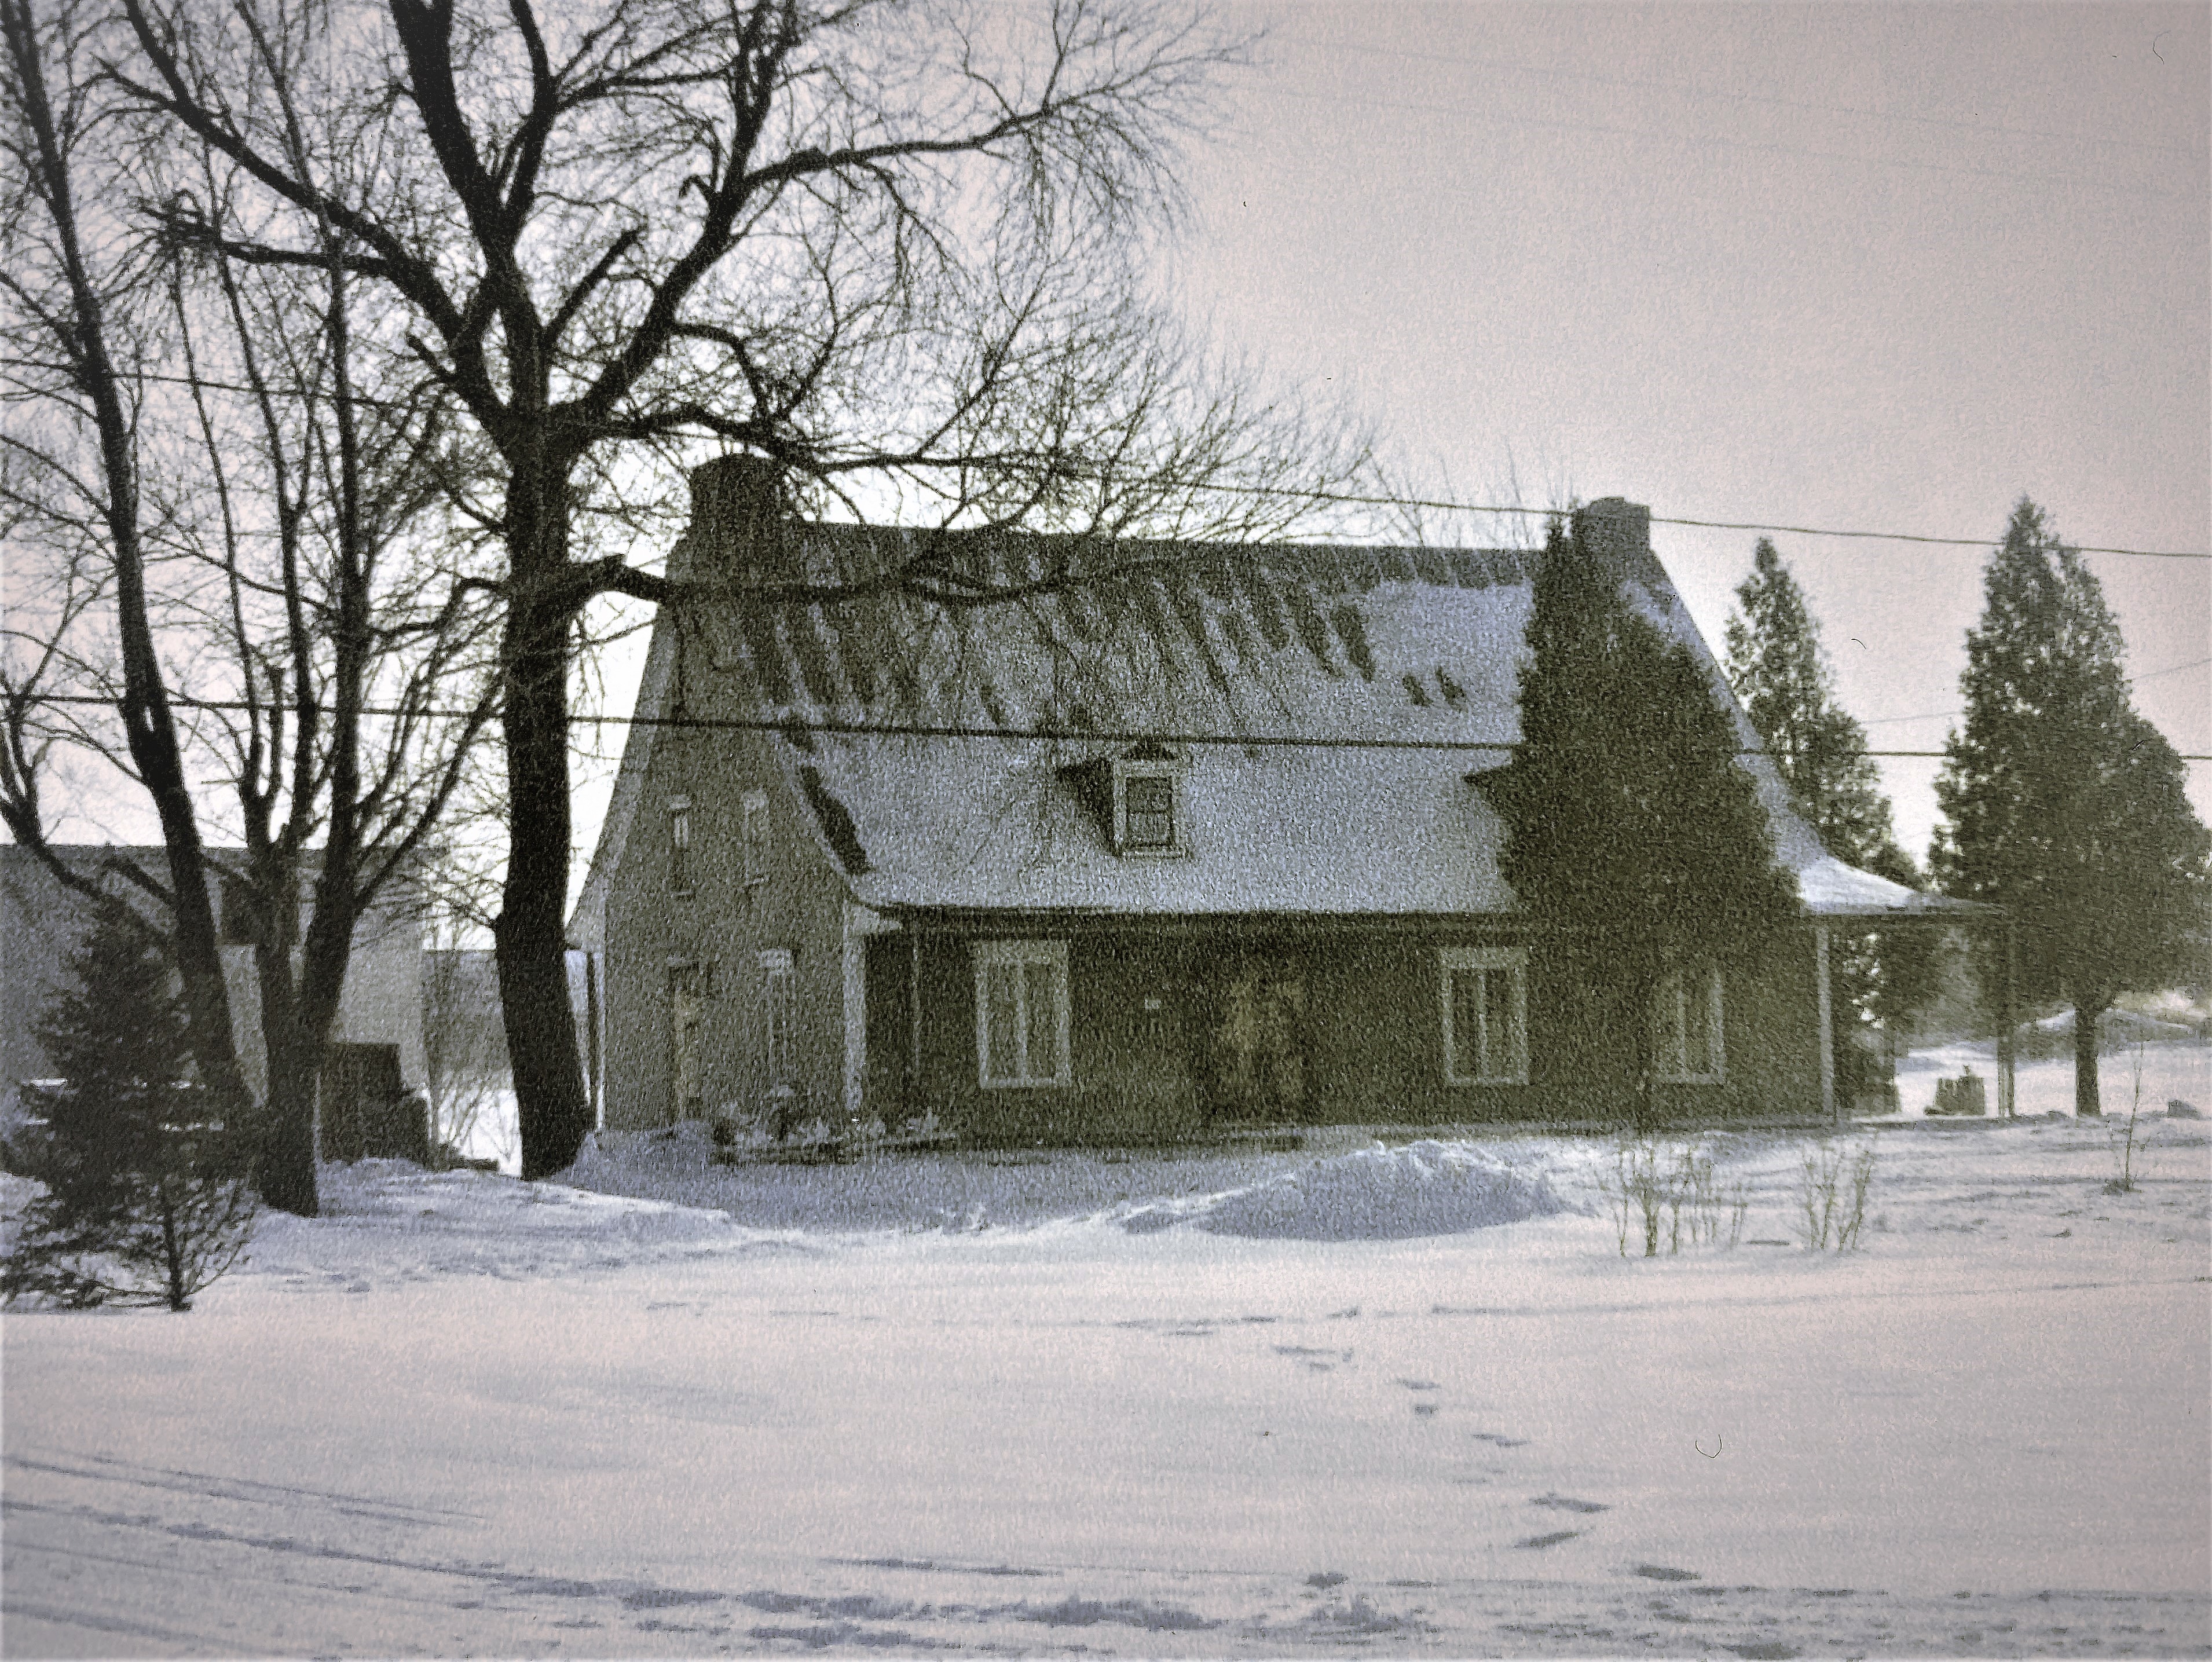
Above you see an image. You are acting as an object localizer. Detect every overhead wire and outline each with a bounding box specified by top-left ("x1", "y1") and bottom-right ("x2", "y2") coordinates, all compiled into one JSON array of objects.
[
  {"x1": 28, "y1": 692, "x2": 2210, "y2": 762},
  {"x1": 26, "y1": 386, "x2": 2209, "y2": 559},
  {"x1": 1863, "y1": 654, "x2": 2212, "y2": 726}
]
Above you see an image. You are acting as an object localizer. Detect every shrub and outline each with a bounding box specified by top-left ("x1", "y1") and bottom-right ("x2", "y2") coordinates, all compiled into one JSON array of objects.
[
  {"x1": 1795, "y1": 1138, "x2": 1876, "y2": 1250},
  {"x1": 1597, "y1": 1133, "x2": 1749, "y2": 1258},
  {"x1": 2105, "y1": 1041, "x2": 2149, "y2": 1195}
]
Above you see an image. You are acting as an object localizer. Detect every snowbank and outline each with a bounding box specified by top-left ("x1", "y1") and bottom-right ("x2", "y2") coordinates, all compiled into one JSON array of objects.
[
  {"x1": 1122, "y1": 1138, "x2": 1575, "y2": 1239},
  {"x1": 233, "y1": 1157, "x2": 760, "y2": 1288}
]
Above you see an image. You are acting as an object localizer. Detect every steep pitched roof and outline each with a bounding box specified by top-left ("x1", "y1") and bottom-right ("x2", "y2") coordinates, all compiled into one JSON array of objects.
[{"x1": 573, "y1": 485, "x2": 1951, "y2": 934}]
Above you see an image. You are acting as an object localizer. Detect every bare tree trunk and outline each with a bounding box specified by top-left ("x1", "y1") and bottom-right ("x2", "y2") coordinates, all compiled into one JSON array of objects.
[
  {"x1": 496, "y1": 473, "x2": 591, "y2": 1180},
  {"x1": 2073, "y1": 1000, "x2": 2105, "y2": 1118},
  {"x1": 1630, "y1": 973, "x2": 1658, "y2": 1133},
  {"x1": 251, "y1": 950, "x2": 322, "y2": 1214},
  {"x1": 159, "y1": 1183, "x2": 186, "y2": 1312}
]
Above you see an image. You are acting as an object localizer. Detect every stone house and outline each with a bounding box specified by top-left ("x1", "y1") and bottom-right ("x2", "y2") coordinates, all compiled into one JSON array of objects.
[{"x1": 569, "y1": 461, "x2": 1969, "y2": 1143}]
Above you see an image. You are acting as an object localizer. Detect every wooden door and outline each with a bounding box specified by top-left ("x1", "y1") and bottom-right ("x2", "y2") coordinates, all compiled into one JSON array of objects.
[
  {"x1": 669, "y1": 965, "x2": 702, "y2": 1123},
  {"x1": 1199, "y1": 957, "x2": 1308, "y2": 1122}
]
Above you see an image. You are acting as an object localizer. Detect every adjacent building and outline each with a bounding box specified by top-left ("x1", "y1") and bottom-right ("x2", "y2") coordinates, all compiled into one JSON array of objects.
[{"x1": 1, "y1": 845, "x2": 427, "y2": 1156}]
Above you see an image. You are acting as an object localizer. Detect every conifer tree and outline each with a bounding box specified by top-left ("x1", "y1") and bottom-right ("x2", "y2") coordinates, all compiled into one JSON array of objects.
[
  {"x1": 1932, "y1": 498, "x2": 2210, "y2": 1115},
  {"x1": 2, "y1": 900, "x2": 256, "y2": 1310},
  {"x1": 1497, "y1": 517, "x2": 1800, "y2": 1125},
  {"x1": 1726, "y1": 539, "x2": 1904, "y2": 867},
  {"x1": 1726, "y1": 539, "x2": 1937, "y2": 1089}
]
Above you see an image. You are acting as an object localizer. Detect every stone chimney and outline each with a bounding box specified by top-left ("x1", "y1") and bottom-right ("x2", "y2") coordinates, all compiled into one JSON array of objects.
[
  {"x1": 686, "y1": 455, "x2": 790, "y2": 586},
  {"x1": 1571, "y1": 496, "x2": 1660, "y2": 590}
]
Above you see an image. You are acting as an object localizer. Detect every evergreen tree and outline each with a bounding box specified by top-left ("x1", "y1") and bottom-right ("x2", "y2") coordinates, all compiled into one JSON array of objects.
[
  {"x1": 2, "y1": 899, "x2": 256, "y2": 1310},
  {"x1": 1726, "y1": 539, "x2": 1904, "y2": 867},
  {"x1": 1497, "y1": 517, "x2": 1801, "y2": 1125},
  {"x1": 1932, "y1": 498, "x2": 2210, "y2": 1115},
  {"x1": 1725, "y1": 538, "x2": 1938, "y2": 1092}
]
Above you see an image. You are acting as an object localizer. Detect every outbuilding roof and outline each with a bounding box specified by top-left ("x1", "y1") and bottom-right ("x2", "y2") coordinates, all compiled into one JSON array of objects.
[{"x1": 573, "y1": 474, "x2": 1967, "y2": 940}]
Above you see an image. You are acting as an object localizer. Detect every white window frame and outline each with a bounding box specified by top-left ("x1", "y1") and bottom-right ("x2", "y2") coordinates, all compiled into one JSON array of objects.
[
  {"x1": 741, "y1": 788, "x2": 770, "y2": 888},
  {"x1": 1113, "y1": 765, "x2": 1181, "y2": 854},
  {"x1": 1440, "y1": 946, "x2": 1529, "y2": 1085},
  {"x1": 667, "y1": 796, "x2": 693, "y2": 895},
  {"x1": 1654, "y1": 967, "x2": 1726, "y2": 1084},
  {"x1": 972, "y1": 939, "x2": 1072, "y2": 1088},
  {"x1": 760, "y1": 947, "x2": 795, "y2": 1090}
]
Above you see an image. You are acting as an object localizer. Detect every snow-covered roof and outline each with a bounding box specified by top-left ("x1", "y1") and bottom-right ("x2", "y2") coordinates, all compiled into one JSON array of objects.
[{"x1": 573, "y1": 490, "x2": 1963, "y2": 935}]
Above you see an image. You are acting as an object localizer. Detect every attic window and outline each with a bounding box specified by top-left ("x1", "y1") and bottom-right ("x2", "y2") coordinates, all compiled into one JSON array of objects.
[
  {"x1": 1122, "y1": 774, "x2": 1175, "y2": 850},
  {"x1": 1111, "y1": 744, "x2": 1186, "y2": 857}
]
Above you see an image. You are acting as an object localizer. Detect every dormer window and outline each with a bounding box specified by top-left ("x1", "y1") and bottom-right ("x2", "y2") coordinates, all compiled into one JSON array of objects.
[
  {"x1": 1060, "y1": 740, "x2": 1191, "y2": 857},
  {"x1": 1111, "y1": 740, "x2": 1187, "y2": 856},
  {"x1": 1119, "y1": 772, "x2": 1176, "y2": 851}
]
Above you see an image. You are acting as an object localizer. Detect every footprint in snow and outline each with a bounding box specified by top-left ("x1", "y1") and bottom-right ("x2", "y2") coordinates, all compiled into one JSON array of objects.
[{"x1": 1273, "y1": 1345, "x2": 1348, "y2": 1372}]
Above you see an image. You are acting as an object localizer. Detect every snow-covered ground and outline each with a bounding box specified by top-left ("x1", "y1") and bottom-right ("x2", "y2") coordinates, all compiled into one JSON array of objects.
[
  {"x1": 1896, "y1": 1041, "x2": 2207, "y2": 1121},
  {"x1": 448, "y1": 1043, "x2": 2212, "y2": 1180},
  {"x1": 4, "y1": 1111, "x2": 2207, "y2": 1657}
]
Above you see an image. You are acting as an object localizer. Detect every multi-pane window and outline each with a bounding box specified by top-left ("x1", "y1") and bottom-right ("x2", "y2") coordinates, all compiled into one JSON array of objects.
[
  {"x1": 973, "y1": 939, "x2": 1071, "y2": 1087},
  {"x1": 1440, "y1": 946, "x2": 1529, "y2": 1085},
  {"x1": 1120, "y1": 773, "x2": 1175, "y2": 850},
  {"x1": 760, "y1": 948, "x2": 794, "y2": 1089},
  {"x1": 668, "y1": 798, "x2": 692, "y2": 894},
  {"x1": 1654, "y1": 967, "x2": 1724, "y2": 1083},
  {"x1": 741, "y1": 789, "x2": 770, "y2": 887}
]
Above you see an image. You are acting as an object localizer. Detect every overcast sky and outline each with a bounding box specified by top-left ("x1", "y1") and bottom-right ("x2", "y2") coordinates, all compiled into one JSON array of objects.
[
  {"x1": 31, "y1": 2, "x2": 2209, "y2": 892},
  {"x1": 1167, "y1": 0, "x2": 2209, "y2": 862}
]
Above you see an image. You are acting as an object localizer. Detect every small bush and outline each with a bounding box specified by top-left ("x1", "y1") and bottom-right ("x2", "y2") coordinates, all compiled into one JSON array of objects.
[
  {"x1": 1597, "y1": 1133, "x2": 1749, "y2": 1258},
  {"x1": 1795, "y1": 1139, "x2": 1876, "y2": 1250},
  {"x1": 2105, "y1": 1042, "x2": 2149, "y2": 1195}
]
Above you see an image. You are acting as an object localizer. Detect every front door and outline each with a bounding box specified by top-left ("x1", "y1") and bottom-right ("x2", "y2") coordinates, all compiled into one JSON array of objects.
[
  {"x1": 669, "y1": 965, "x2": 702, "y2": 1123},
  {"x1": 1198, "y1": 956, "x2": 1308, "y2": 1122}
]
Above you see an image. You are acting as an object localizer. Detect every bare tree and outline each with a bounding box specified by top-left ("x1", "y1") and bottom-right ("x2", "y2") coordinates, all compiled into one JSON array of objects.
[
  {"x1": 1, "y1": 0, "x2": 254, "y2": 1128},
  {"x1": 115, "y1": 0, "x2": 1373, "y2": 1177},
  {"x1": 1, "y1": 0, "x2": 500, "y2": 1214}
]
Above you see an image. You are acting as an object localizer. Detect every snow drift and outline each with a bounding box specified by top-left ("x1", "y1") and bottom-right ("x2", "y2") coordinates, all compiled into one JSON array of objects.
[{"x1": 1120, "y1": 1138, "x2": 1574, "y2": 1240}]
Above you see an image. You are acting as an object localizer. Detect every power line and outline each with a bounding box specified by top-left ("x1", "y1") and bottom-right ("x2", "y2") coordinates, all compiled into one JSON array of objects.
[
  {"x1": 1177, "y1": 482, "x2": 2212, "y2": 561},
  {"x1": 1864, "y1": 653, "x2": 2212, "y2": 725},
  {"x1": 30, "y1": 692, "x2": 2210, "y2": 762},
  {"x1": 27, "y1": 368, "x2": 2212, "y2": 557}
]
